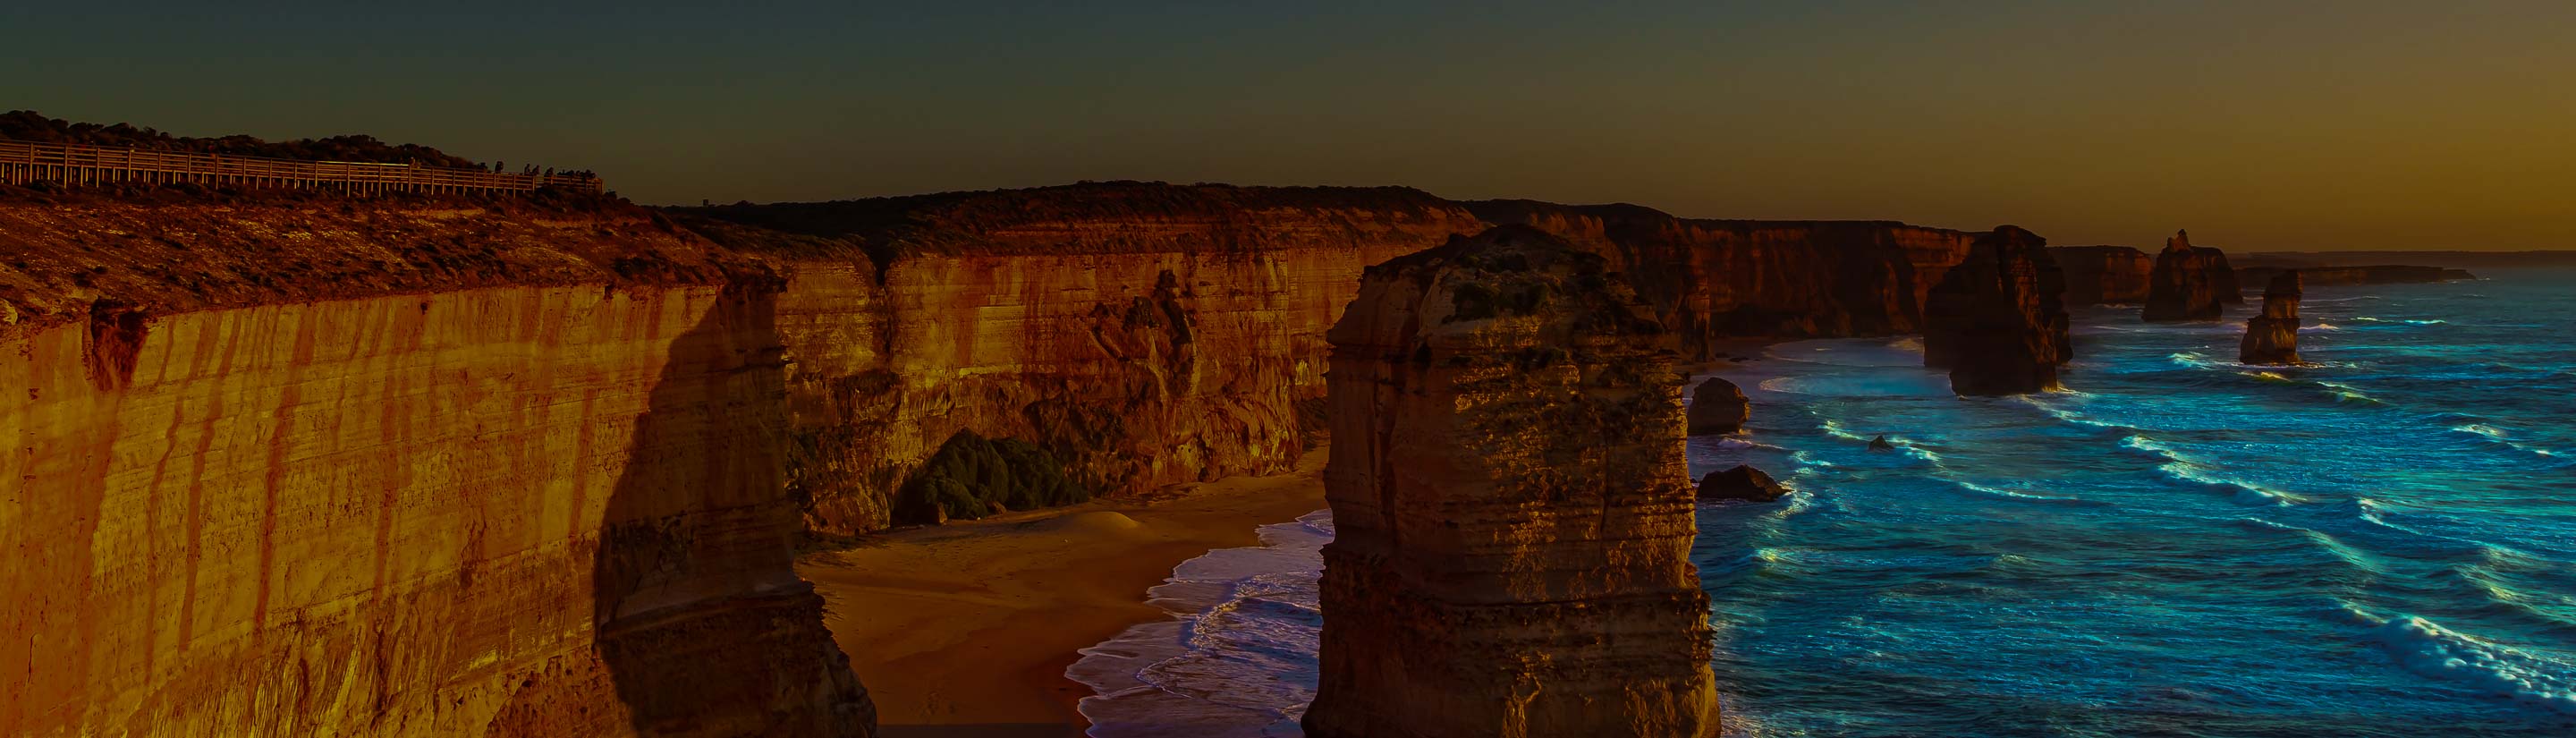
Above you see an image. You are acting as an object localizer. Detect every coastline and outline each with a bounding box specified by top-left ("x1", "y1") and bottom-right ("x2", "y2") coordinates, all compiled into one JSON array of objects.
[{"x1": 797, "y1": 453, "x2": 1330, "y2": 738}]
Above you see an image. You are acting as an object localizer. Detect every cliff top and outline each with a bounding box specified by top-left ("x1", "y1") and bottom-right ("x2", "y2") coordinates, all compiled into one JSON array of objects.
[
  {"x1": 2, "y1": 110, "x2": 488, "y2": 169},
  {"x1": 1463, "y1": 199, "x2": 1975, "y2": 236},
  {"x1": 0, "y1": 186, "x2": 766, "y2": 341},
  {"x1": 673, "y1": 181, "x2": 1485, "y2": 268}
]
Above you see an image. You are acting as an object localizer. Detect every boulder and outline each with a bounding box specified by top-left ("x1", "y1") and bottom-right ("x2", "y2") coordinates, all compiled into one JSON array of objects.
[
  {"x1": 1697, "y1": 465, "x2": 1788, "y2": 502},
  {"x1": 1687, "y1": 377, "x2": 1750, "y2": 435}
]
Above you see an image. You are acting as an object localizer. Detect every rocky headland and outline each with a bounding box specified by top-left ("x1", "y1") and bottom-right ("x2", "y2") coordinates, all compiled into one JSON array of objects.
[
  {"x1": 2142, "y1": 229, "x2": 2242, "y2": 321},
  {"x1": 1303, "y1": 225, "x2": 1721, "y2": 737},
  {"x1": 2049, "y1": 245, "x2": 2153, "y2": 304},
  {"x1": 2239, "y1": 270, "x2": 2304, "y2": 365},
  {"x1": 1923, "y1": 225, "x2": 2071, "y2": 394}
]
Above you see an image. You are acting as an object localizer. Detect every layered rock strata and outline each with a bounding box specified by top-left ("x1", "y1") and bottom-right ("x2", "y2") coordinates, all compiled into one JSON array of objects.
[
  {"x1": 1467, "y1": 200, "x2": 1982, "y2": 359},
  {"x1": 2240, "y1": 270, "x2": 2304, "y2": 365},
  {"x1": 1687, "y1": 376, "x2": 1749, "y2": 435},
  {"x1": 0, "y1": 198, "x2": 871, "y2": 737},
  {"x1": 2049, "y1": 245, "x2": 2153, "y2": 304},
  {"x1": 1923, "y1": 225, "x2": 2071, "y2": 395},
  {"x1": 682, "y1": 184, "x2": 1488, "y2": 534},
  {"x1": 2142, "y1": 229, "x2": 2241, "y2": 321},
  {"x1": 1305, "y1": 225, "x2": 1720, "y2": 738}
]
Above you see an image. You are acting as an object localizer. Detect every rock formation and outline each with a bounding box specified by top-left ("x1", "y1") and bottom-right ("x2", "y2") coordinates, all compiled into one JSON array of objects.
[
  {"x1": 1697, "y1": 465, "x2": 1787, "y2": 502},
  {"x1": 2239, "y1": 270, "x2": 2304, "y2": 365},
  {"x1": 1922, "y1": 225, "x2": 2071, "y2": 395},
  {"x1": 1868, "y1": 435, "x2": 1897, "y2": 452},
  {"x1": 1468, "y1": 200, "x2": 1982, "y2": 359},
  {"x1": 1687, "y1": 377, "x2": 1750, "y2": 435},
  {"x1": 2049, "y1": 245, "x2": 2153, "y2": 304},
  {"x1": 2142, "y1": 229, "x2": 2241, "y2": 321},
  {"x1": 683, "y1": 183, "x2": 1489, "y2": 535},
  {"x1": 0, "y1": 196, "x2": 872, "y2": 737},
  {"x1": 1304, "y1": 225, "x2": 1721, "y2": 738}
]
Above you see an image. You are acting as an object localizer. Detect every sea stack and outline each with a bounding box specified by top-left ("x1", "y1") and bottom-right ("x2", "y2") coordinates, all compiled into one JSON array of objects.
[
  {"x1": 1688, "y1": 376, "x2": 1750, "y2": 434},
  {"x1": 1304, "y1": 225, "x2": 1722, "y2": 738},
  {"x1": 2239, "y1": 270, "x2": 2304, "y2": 364},
  {"x1": 1923, "y1": 225, "x2": 2072, "y2": 395},
  {"x1": 2141, "y1": 229, "x2": 2241, "y2": 321}
]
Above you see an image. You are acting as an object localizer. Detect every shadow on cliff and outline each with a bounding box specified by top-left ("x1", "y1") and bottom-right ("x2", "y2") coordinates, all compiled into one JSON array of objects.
[{"x1": 488, "y1": 284, "x2": 871, "y2": 736}]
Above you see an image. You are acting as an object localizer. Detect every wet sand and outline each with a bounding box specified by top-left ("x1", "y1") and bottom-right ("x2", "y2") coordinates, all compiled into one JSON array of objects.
[{"x1": 798, "y1": 453, "x2": 1329, "y2": 738}]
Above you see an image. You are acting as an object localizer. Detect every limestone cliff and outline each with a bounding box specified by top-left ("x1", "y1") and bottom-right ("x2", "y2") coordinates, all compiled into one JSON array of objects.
[
  {"x1": 0, "y1": 196, "x2": 871, "y2": 737},
  {"x1": 2240, "y1": 270, "x2": 2303, "y2": 365},
  {"x1": 1304, "y1": 225, "x2": 1720, "y2": 738},
  {"x1": 2234, "y1": 263, "x2": 2466, "y2": 288},
  {"x1": 1466, "y1": 200, "x2": 1981, "y2": 359},
  {"x1": 2049, "y1": 245, "x2": 2153, "y2": 304},
  {"x1": 1923, "y1": 225, "x2": 2070, "y2": 395},
  {"x1": 682, "y1": 183, "x2": 1487, "y2": 535},
  {"x1": 2142, "y1": 229, "x2": 2241, "y2": 321}
]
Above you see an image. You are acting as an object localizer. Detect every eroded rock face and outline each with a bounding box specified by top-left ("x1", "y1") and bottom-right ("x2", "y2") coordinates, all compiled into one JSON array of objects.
[
  {"x1": 1697, "y1": 465, "x2": 1786, "y2": 503},
  {"x1": 1923, "y1": 225, "x2": 2071, "y2": 395},
  {"x1": 2050, "y1": 245, "x2": 2154, "y2": 304},
  {"x1": 1468, "y1": 200, "x2": 1982, "y2": 359},
  {"x1": 2240, "y1": 270, "x2": 2304, "y2": 365},
  {"x1": 0, "y1": 201, "x2": 871, "y2": 737},
  {"x1": 1688, "y1": 377, "x2": 1750, "y2": 435},
  {"x1": 684, "y1": 184, "x2": 1487, "y2": 534},
  {"x1": 1305, "y1": 225, "x2": 1721, "y2": 738},
  {"x1": 2142, "y1": 229, "x2": 2242, "y2": 321}
]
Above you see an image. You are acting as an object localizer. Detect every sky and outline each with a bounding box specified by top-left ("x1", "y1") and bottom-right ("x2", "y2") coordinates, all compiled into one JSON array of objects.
[{"x1": 6, "y1": 1, "x2": 2573, "y2": 250}]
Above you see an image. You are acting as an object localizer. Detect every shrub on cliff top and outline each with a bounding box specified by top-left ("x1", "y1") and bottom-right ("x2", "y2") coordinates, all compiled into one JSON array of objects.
[{"x1": 896, "y1": 430, "x2": 1091, "y2": 523}]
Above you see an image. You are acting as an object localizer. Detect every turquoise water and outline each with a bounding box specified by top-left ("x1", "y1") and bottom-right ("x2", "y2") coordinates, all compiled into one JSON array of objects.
[
  {"x1": 1698, "y1": 268, "x2": 2576, "y2": 736},
  {"x1": 1078, "y1": 268, "x2": 2576, "y2": 737}
]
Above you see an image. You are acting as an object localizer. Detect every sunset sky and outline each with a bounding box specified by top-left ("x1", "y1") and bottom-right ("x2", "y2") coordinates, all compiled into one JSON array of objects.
[{"x1": 9, "y1": 1, "x2": 2572, "y2": 250}]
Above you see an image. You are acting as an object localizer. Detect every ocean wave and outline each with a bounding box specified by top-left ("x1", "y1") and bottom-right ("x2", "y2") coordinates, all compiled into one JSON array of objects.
[
  {"x1": 2121, "y1": 436, "x2": 2306, "y2": 505},
  {"x1": 2011, "y1": 394, "x2": 2134, "y2": 434},
  {"x1": 1714, "y1": 437, "x2": 1787, "y2": 451},
  {"x1": 2353, "y1": 316, "x2": 2451, "y2": 326},
  {"x1": 1945, "y1": 478, "x2": 2104, "y2": 505},
  {"x1": 2447, "y1": 423, "x2": 2565, "y2": 461},
  {"x1": 1819, "y1": 420, "x2": 1939, "y2": 462},
  {"x1": 2347, "y1": 606, "x2": 2576, "y2": 716},
  {"x1": 1073, "y1": 511, "x2": 1335, "y2": 736},
  {"x1": 2315, "y1": 380, "x2": 2388, "y2": 406}
]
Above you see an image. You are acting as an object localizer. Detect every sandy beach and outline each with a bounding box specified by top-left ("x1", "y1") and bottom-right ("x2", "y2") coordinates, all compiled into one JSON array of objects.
[{"x1": 798, "y1": 453, "x2": 1329, "y2": 738}]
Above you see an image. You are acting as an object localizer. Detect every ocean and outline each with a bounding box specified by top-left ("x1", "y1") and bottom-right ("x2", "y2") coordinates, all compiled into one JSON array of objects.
[{"x1": 1072, "y1": 267, "x2": 2576, "y2": 737}]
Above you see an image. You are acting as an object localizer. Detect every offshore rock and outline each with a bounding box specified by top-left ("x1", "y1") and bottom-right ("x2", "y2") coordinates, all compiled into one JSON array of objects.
[
  {"x1": 1868, "y1": 435, "x2": 1897, "y2": 452},
  {"x1": 2240, "y1": 270, "x2": 2304, "y2": 365},
  {"x1": 1923, "y1": 225, "x2": 2071, "y2": 395},
  {"x1": 1687, "y1": 377, "x2": 1750, "y2": 435},
  {"x1": 1697, "y1": 465, "x2": 1787, "y2": 503},
  {"x1": 2049, "y1": 245, "x2": 2154, "y2": 304},
  {"x1": 2142, "y1": 229, "x2": 2242, "y2": 321},
  {"x1": 1305, "y1": 225, "x2": 1721, "y2": 738}
]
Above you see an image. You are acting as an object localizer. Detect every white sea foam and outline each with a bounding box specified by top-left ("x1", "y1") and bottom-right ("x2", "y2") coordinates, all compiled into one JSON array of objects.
[
  {"x1": 1072, "y1": 511, "x2": 1333, "y2": 737},
  {"x1": 2449, "y1": 423, "x2": 2564, "y2": 460},
  {"x1": 2347, "y1": 606, "x2": 2576, "y2": 716}
]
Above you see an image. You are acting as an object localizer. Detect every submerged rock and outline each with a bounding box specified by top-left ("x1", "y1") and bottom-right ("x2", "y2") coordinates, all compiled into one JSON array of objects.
[
  {"x1": 2142, "y1": 229, "x2": 2241, "y2": 321},
  {"x1": 1688, "y1": 377, "x2": 1750, "y2": 435},
  {"x1": 1923, "y1": 225, "x2": 2072, "y2": 395},
  {"x1": 1868, "y1": 435, "x2": 1897, "y2": 452},
  {"x1": 1698, "y1": 465, "x2": 1788, "y2": 502},
  {"x1": 2239, "y1": 270, "x2": 2304, "y2": 365},
  {"x1": 1305, "y1": 225, "x2": 1723, "y2": 738}
]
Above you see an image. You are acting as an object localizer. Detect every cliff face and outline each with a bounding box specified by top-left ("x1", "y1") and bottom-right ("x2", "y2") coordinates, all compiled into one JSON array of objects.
[
  {"x1": 2240, "y1": 270, "x2": 2303, "y2": 365},
  {"x1": 1305, "y1": 226, "x2": 1720, "y2": 738},
  {"x1": 0, "y1": 200, "x2": 870, "y2": 736},
  {"x1": 2142, "y1": 230, "x2": 2241, "y2": 321},
  {"x1": 1466, "y1": 200, "x2": 1981, "y2": 359},
  {"x1": 685, "y1": 184, "x2": 1487, "y2": 535},
  {"x1": 2049, "y1": 245, "x2": 2153, "y2": 304},
  {"x1": 1923, "y1": 225, "x2": 2070, "y2": 395}
]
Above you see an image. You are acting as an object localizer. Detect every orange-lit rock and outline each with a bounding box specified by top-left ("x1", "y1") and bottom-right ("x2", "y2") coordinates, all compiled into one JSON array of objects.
[
  {"x1": 0, "y1": 199, "x2": 871, "y2": 737},
  {"x1": 1304, "y1": 225, "x2": 1721, "y2": 738},
  {"x1": 2142, "y1": 229, "x2": 2242, "y2": 322},
  {"x1": 1924, "y1": 225, "x2": 2070, "y2": 395},
  {"x1": 2239, "y1": 270, "x2": 2303, "y2": 365},
  {"x1": 1469, "y1": 200, "x2": 1981, "y2": 358},
  {"x1": 685, "y1": 184, "x2": 1487, "y2": 535},
  {"x1": 2050, "y1": 245, "x2": 2153, "y2": 304}
]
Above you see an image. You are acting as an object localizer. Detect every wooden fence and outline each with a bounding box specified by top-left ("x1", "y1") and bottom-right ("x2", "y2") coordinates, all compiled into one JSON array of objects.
[{"x1": 0, "y1": 139, "x2": 603, "y2": 195}]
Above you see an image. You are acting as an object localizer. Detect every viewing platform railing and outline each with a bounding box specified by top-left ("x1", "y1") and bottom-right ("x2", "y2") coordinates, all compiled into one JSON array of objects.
[{"x1": 0, "y1": 139, "x2": 603, "y2": 195}]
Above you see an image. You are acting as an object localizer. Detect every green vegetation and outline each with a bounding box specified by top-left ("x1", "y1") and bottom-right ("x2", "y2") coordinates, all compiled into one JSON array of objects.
[{"x1": 895, "y1": 430, "x2": 1091, "y2": 523}]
